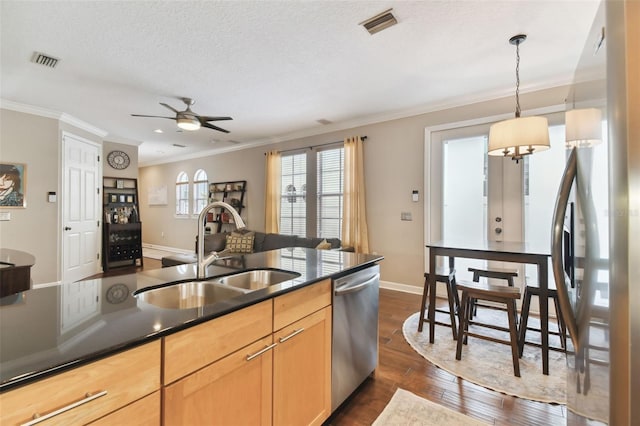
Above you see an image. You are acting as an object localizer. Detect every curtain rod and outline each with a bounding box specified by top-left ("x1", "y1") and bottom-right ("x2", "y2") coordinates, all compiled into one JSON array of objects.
[{"x1": 265, "y1": 136, "x2": 367, "y2": 156}]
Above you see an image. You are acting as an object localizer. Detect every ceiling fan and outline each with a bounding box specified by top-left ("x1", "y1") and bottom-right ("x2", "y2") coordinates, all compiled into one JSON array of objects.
[{"x1": 132, "y1": 97, "x2": 232, "y2": 133}]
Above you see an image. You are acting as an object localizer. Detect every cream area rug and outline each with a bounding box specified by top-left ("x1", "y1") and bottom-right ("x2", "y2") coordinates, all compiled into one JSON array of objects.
[
  {"x1": 403, "y1": 311, "x2": 567, "y2": 404},
  {"x1": 373, "y1": 388, "x2": 490, "y2": 425}
]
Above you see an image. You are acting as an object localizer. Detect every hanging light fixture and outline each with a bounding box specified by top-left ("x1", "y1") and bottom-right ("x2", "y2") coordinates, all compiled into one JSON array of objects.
[
  {"x1": 565, "y1": 108, "x2": 602, "y2": 148},
  {"x1": 488, "y1": 34, "x2": 550, "y2": 163},
  {"x1": 176, "y1": 116, "x2": 201, "y2": 131}
]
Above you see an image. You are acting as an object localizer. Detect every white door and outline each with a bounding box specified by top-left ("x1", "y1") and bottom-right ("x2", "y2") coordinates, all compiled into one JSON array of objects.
[
  {"x1": 426, "y1": 115, "x2": 567, "y2": 286},
  {"x1": 62, "y1": 133, "x2": 101, "y2": 283}
]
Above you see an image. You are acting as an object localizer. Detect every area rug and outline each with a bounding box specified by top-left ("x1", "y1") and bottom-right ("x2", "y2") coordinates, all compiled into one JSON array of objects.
[
  {"x1": 373, "y1": 388, "x2": 490, "y2": 425},
  {"x1": 402, "y1": 311, "x2": 567, "y2": 404}
]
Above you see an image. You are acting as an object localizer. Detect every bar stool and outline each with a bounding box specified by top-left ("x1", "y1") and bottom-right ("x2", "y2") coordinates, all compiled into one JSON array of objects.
[
  {"x1": 467, "y1": 267, "x2": 518, "y2": 319},
  {"x1": 418, "y1": 267, "x2": 459, "y2": 340},
  {"x1": 518, "y1": 282, "x2": 567, "y2": 356},
  {"x1": 456, "y1": 280, "x2": 522, "y2": 377}
]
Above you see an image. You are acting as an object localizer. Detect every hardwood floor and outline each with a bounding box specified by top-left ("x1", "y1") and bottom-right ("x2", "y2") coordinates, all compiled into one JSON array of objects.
[
  {"x1": 328, "y1": 289, "x2": 568, "y2": 426},
  {"x1": 100, "y1": 259, "x2": 570, "y2": 425}
]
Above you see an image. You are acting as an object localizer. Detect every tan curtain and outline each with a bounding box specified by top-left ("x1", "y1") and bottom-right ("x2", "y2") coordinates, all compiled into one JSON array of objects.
[
  {"x1": 264, "y1": 151, "x2": 281, "y2": 233},
  {"x1": 342, "y1": 136, "x2": 370, "y2": 253}
]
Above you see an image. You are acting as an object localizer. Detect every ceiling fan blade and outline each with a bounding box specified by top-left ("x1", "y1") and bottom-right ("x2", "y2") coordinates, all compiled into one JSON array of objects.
[
  {"x1": 198, "y1": 116, "x2": 233, "y2": 122},
  {"x1": 159, "y1": 103, "x2": 180, "y2": 113},
  {"x1": 201, "y1": 122, "x2": 230, "y2": 133},
  {"x1": 131, "y1": 114, "x2": 176, "y2": 119}
]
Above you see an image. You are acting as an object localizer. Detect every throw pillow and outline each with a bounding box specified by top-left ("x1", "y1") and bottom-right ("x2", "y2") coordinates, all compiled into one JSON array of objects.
[
  {"x1": 226, "y1": 233, "x2": 255, "y2": 253},
  {"x1": 315, "y1": 239, "x2": 333, "y2": 250}
]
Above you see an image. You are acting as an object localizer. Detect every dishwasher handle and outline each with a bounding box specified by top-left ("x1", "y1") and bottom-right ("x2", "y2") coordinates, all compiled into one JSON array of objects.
[{"x1": 334, "y1": 274, "x2": 379, "y2": 296}]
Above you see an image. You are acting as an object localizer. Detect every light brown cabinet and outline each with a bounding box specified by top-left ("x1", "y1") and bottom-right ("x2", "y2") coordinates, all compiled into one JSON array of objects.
[
  {"x1": 0, "y1": 341, "x2": 161, "y2": 426},
  {"x1": 162, "y1": 279, "x2": 332, "y2": 426},
  {"x1": 89, "y1": 391, "x2": 161, "y2": 426}
]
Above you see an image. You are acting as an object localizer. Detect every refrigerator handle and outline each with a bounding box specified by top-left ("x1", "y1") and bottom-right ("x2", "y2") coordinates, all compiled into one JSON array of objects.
[{"x1": 551, "y1": 147, "x2": 580, "y2": 351}]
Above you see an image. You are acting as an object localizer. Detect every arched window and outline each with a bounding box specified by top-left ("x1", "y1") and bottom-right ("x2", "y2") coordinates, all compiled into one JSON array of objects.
[
  {"x1": 175, "y1": 171, "x2": 189, "y2": 215},
  {"x1": 193, "y1": 169, "x2": 209, "y2": 214}
]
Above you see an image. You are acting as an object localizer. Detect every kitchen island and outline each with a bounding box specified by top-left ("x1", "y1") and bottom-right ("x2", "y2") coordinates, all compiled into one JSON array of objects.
[{"x1": 0, "y1": 247, "x2": 382, "y2": 425}]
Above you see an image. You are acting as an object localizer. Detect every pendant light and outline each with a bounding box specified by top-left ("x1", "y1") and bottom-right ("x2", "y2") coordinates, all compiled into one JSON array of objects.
[{"x1": 488, "y1": 34, "x2": 550, "y2": 163}]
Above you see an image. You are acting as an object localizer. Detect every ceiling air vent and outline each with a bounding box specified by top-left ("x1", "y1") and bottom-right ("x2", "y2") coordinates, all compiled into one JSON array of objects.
[
  {"x1": 172, "y1": 144, "x2": 186, "y2": 148},
  {"x1": 31, "y1": 52, "x2": 60, "y2": 68},
  {"x1": 317, "y1": 119, "x2": 332, "y2": 125},
  {"x1": 360, "y1": 9, "x2": 397, "y2": 35}
]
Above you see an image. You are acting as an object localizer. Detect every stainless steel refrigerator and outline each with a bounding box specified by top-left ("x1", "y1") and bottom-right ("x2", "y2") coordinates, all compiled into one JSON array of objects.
[{"x1": 551, "y1": 1, "x2": 639, "y2": 424}]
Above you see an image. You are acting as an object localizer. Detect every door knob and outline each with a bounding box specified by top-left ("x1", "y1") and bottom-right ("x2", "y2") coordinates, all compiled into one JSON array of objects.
[
  {"x1": 495, "y1": 227, "x2": 502, "y2": 234},
  {"x1": 64, "y1": 226, "x2": 72, "y2": 231}
]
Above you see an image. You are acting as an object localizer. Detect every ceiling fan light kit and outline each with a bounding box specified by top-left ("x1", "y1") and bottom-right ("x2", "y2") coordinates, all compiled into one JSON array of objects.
[
  {"x1": 488, "y1": 34, "x2": 550, "y2": 163},
  {"x1": 176, "y1": 116, "x2": 201, "y2": 131}
]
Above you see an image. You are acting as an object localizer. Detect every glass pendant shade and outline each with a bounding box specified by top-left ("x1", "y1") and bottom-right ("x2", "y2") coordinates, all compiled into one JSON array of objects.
[
  {"x1": 177, "y1": 117, "x2": 201, "y2": 131},
  {"x1": 565, "y1": 108, "x2": 602, "y2": 147},
  {"x1": 488, "y1": 115, "x2": 550, "y2": 158}
]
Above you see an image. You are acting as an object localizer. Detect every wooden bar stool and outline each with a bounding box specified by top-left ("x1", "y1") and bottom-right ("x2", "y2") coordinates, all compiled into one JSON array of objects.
[
  {"x1": 418, "y1": 267, "x2": 459, "y2": 340},
  {"x1": 518, "y1": 282, "x2": 567, "y2": 356},
  {"x1": 468, "y1": 267, "x2": 518, "y2": 319},
  {"x1": 455, "y1": 280, "x2": 522, "y2": 377}
]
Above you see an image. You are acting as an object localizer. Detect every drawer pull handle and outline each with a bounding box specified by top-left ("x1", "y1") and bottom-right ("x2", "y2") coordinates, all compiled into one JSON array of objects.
[
  {"x1": 21, "y1": 390, "x2": 108, "y2": 426},
  {"x1": 278, "y1": 328, "x2": 305, "y2": 343},
  {"x1": 246, "y1": 343, "x2": 277, "y2": 361}
]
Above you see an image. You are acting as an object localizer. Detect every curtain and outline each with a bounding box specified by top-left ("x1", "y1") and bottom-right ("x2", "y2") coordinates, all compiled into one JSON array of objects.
[
  {"x1": 264, "y1": 151, "x2": 281, "y2": 233},
  {"x1": 342, "y1": 136, "x2": 370, "y2": 253}
]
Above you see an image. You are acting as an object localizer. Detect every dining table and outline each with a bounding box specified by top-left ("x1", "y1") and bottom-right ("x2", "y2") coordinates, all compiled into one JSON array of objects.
[{"x1": 426, "y1": 239, "x2": 553, "y2": 375}]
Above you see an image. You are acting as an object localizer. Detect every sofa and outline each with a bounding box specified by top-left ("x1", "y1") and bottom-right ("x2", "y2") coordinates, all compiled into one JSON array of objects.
[{"x1": 161, "y1": 230, "x2": 344, "y2": 267}]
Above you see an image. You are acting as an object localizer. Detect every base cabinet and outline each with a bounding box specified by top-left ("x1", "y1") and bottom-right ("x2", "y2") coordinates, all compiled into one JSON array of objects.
[
  {"x1": 164, "y1": 336, "x2": 273, "y2": 426},
  {"x1": 273, "y1": 306, "x2": 332, "y2": 426},
  {"x1": 89, "y1": 391, "x2": 160, "y2": 426}
]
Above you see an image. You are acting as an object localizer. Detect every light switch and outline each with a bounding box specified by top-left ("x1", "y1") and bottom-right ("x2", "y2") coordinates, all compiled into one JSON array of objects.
[
  {"x1": 401, "y1": 212, "x2": 412, "y2": 221},
  {"x1": 412, "y1": 190, "x2": 419, "y2": 202},
  {"x1": 0, "y1": 212, "x2": 11, "y2": 221}
]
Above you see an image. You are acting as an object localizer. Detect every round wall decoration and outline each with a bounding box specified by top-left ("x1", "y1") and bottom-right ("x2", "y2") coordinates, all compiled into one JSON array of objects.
[{"x1": 107, "y1": 150, "x2": 130, "y2": 170}]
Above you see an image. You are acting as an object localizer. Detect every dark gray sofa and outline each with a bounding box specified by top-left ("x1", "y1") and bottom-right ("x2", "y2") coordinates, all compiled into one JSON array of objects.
[{"x1": 161, "y1": 231, "x2": 344, "y2": 267}]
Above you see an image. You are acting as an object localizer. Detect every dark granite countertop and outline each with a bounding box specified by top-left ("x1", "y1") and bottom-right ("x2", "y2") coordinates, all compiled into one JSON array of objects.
[{"x1": 0, "y1": 248, "x2": 382, "y2": 392}]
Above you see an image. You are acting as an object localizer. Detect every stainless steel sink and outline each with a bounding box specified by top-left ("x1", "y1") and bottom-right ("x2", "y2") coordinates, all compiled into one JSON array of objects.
[
  {"x1": 136, "y1": 281, "x2": 247, "y2": 309},
  {"x1": 215, "y1": 269, "x2": 300, "y2": 291}
]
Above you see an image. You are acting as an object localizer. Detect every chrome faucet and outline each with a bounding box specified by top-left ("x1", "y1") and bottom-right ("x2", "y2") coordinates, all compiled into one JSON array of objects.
[{"x1": 197, "y1": 201, "x2": 246, "y2": 278}]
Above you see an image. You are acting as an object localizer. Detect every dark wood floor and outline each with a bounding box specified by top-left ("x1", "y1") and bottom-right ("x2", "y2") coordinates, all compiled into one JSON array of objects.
[
  {"x1": 103, "y1": 258, "x2": 572, "y2": 426},
  {"x1": 328, "y1": 289, "x2": 572, "y2": 426}
]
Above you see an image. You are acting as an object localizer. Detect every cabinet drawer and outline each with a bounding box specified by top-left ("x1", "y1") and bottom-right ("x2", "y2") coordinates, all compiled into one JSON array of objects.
[
  {"x1": 89, "y1": 391, "x2": 160, "y2": 426},
  {"x1": 164, "y1": 299, "x2": 272, "y2": 384},
  {"x1": 0, "y1": 341, "x2": 161, "y2": 426},
  {"x1": 273, "y1": 279, "x2": 331, "y2": 331}
]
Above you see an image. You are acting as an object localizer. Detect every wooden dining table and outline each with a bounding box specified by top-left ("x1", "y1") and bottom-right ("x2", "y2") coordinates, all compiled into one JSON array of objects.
[{"x1": 426, "y1": 239, "x2": 553, "y2": 375}]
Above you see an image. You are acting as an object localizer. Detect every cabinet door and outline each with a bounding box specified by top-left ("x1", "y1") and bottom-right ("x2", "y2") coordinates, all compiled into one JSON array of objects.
[
  {"x1": 89, "y1": 391, "x2": 160, "y2": 426},
  {"x1": 273, "y1": 306, "x2": 332, "y2": 426},
  {"x1": 0, "y1": 341, "x2": 160, "y2": 426},
  {"x1": 164, "y1": 335, "x2": 273, "y2": 426}
]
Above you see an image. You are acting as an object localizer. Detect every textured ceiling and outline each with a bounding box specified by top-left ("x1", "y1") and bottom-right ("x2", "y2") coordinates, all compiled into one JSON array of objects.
[{"x1": 0, "y1": 1, "x2": 600, "y2": 165}]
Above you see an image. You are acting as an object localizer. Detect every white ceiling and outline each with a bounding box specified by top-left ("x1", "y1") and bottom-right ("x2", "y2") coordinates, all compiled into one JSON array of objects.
[{"x1": 1, "y1": 1, "x2": 600, "y2": 166}]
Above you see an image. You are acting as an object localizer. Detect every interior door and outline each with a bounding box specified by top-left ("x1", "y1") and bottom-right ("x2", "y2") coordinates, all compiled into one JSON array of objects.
[{"x1": 62, "y1": 133, "x2": 101, "y2": 283}]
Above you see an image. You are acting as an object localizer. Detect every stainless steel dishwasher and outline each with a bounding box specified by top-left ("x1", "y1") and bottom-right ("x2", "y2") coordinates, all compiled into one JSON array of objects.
[{"x1": 332, "y1": 264, "x2": 380, "y2": 411}]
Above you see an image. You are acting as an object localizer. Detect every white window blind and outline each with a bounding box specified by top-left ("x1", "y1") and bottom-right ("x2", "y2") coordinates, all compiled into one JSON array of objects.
[
  {"x1": 317, "y1": 147, "x2": 343, "y2": 239},
  {"x1": 193, "y1": 169, "x2": 208, "y2": 215},
  {"x1": 280, "y1": 153, "x2": 307, "y2": 236},
  {"x1": 279, "y1": 146, "x2": 344, "y2": 240},
  {"x1": 175, "y1": 171, "x2": 189, "y2": 215}
]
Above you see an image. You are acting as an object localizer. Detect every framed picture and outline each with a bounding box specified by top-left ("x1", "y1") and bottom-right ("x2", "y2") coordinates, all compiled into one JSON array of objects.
[
  {"x1": 116, "y1": 179, "x2": 125, "y2": 189},
  {"x1": 109, "y1": 194, "x2": 118, "y2": 203},
  {"x1": 119, "y1": 194, "x2": 126, "y2": 203},
  {"x1": 126, "y1": 195, "x2": 134, "y2": 203},
  {"x1": 0, "y1": 163, "x2": 26, "y2": 208}
]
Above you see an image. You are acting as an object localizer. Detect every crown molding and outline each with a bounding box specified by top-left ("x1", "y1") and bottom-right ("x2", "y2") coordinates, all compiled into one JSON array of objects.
[{"x1": 1, "y1": 99, "x2": 108, "y2": 138}]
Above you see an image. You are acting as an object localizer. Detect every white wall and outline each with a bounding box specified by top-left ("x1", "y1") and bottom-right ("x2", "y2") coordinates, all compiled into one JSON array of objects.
[{"x1": 140, "y1": 86, "x2": 570, "y2": 289}]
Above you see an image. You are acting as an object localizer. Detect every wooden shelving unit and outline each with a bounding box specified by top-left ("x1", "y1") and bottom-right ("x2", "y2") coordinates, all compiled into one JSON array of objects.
[
  {"x1": 206, "y1": 180, "x2": 247, "y2": 233},
  {"x1": 102, "y1": 177, "x2": 143, "y2": 271}
]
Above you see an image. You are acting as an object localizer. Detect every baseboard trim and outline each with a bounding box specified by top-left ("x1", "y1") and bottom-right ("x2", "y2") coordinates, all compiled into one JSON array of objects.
[
  {"x1": 33, "y1": 281, "x2": 61, "y2": 289},
  {"x1": 142, "y1": 243, "x2": 192, "y2": 255},
  {"x1": 380, "y1": 280, "x2": 423, "y2": 295}
]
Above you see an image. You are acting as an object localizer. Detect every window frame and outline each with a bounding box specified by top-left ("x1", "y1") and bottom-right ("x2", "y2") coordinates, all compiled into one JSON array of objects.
[
  {"x1": 192, "y1": 169, "x2": 209, "y2": 215},
  {"x1": 175, "y1": 171, "x2": 190, "y2": 217}
]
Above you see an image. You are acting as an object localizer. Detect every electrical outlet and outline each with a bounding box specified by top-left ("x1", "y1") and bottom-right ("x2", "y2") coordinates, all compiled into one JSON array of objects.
[{"x1": 161, "y1": 231, "x2": 165, "y2": 238}]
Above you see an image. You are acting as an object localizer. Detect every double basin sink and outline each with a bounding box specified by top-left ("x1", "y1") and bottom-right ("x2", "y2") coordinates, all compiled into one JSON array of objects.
[{"x1": 135, "y1": 269, "x2": 300, "y2": 309}]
